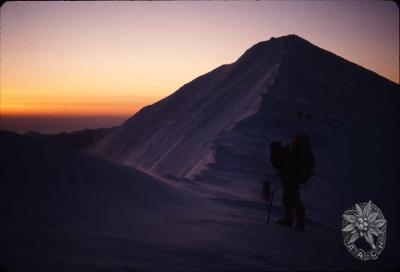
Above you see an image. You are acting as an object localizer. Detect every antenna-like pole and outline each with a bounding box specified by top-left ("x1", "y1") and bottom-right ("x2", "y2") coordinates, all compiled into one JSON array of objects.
[
  {"x1": 297, "y1": 111, "x2": 304, "y2": 134},
  {"x1": 304, "y1": 113, "x2": 312, "y2": 134},
  {"x1": 297, "y1": 111, "x2": 312, "y2": 134}
]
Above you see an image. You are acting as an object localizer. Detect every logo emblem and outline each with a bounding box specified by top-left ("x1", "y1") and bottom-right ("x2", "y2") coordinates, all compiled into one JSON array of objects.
[{"x1": 342, "y1": 200, "x2": 387, "y2": 261}]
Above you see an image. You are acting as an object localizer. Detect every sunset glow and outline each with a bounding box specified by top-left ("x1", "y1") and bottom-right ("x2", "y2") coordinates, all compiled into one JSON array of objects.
[
  {"x1": 1, "y1": 95, "x2": 160, "y2": 117},
  {"x1": 0, "y1": 1, "x2": 398, "y2": 132}
]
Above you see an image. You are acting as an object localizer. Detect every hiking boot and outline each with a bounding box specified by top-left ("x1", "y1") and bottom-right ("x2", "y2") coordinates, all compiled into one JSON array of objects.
[
  {"x1": 295, "y1": 207, "x2": 305, "y2": 232},
  {"x1": 294, "y1": 224, "x2": 305, "y2": 232},
  {"x1": 276, "y1": 208, "x2": 293, "y2": 227}
]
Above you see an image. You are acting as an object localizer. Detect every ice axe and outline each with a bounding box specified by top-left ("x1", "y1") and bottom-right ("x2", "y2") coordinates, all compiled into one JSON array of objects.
[{"x1": 264, "y1": 176, "x2": 278, "y2": 223}]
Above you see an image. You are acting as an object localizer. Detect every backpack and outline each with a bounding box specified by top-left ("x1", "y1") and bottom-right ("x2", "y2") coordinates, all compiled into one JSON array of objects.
[{"x1": 291, "y1": 134, "x2": 315, "y2": 184}]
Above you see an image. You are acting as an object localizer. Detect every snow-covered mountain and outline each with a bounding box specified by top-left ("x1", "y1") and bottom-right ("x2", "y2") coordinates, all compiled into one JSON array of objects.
[
  {"x1": 90, "y1": 34, "x2": 398, "y2": 200},
  {"x1": 89, "y1": 35, "x2": 291, "y2": 178},
  {"x1": 2, "y1": 34, "x2": 398, "y2": 270},
  {"x1": 89, "y1": 34, "x2": 399, "y2": 266}
]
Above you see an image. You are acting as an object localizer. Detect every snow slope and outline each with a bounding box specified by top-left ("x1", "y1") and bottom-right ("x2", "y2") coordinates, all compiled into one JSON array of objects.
[
  {"x1": 2, "y1": 131, "x2": 396, "y2": 271},
  {"x1": 0, "y1": 131, "x2": 199, "y2": 270},
  {"x1": 89, "y1": 37, "x2": 288, "y2": 178}
]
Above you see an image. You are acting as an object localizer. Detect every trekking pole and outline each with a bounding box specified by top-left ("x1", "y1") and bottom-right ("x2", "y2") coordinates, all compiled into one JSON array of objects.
[
  {"x1": 267, "y1": 174, "x2": 278, "y2": 223},
  {"x1": 267, "y1": 174, "x2": 280, "y2": 223},
  {"x1": 267, "y1": 189, "x2": 275, "y2": 223}
]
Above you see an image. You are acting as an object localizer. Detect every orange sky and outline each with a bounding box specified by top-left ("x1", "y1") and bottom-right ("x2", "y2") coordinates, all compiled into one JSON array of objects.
[
  {"x1": 0, "y1": 1, "x2": 398, "y2": 132},
  {"x1": 1, "y1": 95, "x2": 160, "y2": 117}
]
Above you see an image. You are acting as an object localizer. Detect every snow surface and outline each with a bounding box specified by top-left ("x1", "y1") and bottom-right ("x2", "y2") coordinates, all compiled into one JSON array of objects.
[{"x1": 2, "y1": 130, "x2": 393, "y2": 271}]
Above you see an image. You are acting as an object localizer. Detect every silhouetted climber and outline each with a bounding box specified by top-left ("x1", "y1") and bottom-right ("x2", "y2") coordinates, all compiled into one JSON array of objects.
[{"x1": 269, "y1": 134, "x2": 315, "y2": 231}]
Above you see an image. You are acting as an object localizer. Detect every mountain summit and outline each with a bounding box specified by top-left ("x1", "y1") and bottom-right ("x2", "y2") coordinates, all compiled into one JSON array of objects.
[{"x1": 90, "y1": 35, "x2": 399, "y2": 202}]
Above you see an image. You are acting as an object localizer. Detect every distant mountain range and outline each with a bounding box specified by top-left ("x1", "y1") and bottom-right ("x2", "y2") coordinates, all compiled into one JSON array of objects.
[{"x1": 24, "y1": 127, "x2": 114, "y2": 150}]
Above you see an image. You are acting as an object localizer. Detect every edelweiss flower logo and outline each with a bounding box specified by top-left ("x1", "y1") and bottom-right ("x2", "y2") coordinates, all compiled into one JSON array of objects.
[
  {"x1": 342, "y1": 201, "x2": 387, "y2": 261},
  {"x1": 342, "y1": 200, "x2": 386, "y2": 249}
]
